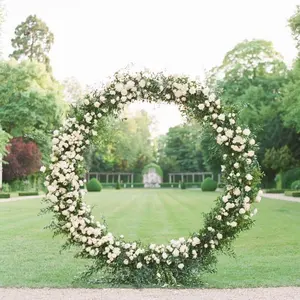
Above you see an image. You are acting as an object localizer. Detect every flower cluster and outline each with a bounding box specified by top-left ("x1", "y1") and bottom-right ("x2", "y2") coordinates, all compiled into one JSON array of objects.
[{"x1": 42, "y1": 69, "x2": 261, "y2": 284}]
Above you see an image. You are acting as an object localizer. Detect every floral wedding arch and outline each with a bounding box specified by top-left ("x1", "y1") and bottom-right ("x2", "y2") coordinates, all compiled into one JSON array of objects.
[{"x1": 41, "y1": 69, "x2": 262, "y2": 285}]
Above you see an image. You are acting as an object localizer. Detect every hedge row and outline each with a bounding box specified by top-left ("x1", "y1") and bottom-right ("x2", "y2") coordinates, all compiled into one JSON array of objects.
[
  {"x1": 18, "y1": 192, "x2": 39, "y2": 196},
  {"x1": 284, "y1": 191, "x2": 300, "y2": 197},
  {"x1": 0, "y1": 193, "x2": 10, "y2": 198}
]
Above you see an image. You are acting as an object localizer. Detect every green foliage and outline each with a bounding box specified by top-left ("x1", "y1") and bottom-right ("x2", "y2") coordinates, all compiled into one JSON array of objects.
[
  {"x1": 0, "y1": 59, "x2": 67, "y2": 161},
  {"x1": 0, "y1": 193, "x2": 10, "y2": 198},
  {"x1": 284, "y1": 190, "x2": 300, "y2": 197},
  {"x1": 180, "y1": 181, "x2": 186, "y2": 189},
  {"x1": 282, "y1": 168, "x2": 300, "y2": 189},
  {"x1": 1, "y1": 183, "x2": 10, "y2": 192},
  {"x1": 291, "y1": 180, "x2": 300, "y2": 190},
  {"x1": 264, "y1": 189, "x2": 285, "y2": 194},
  {"x1": 9, "y1": 15, "x2": 54, "y2": 72},
  {"x1": 201, "y1": 178, "x2": 217, "y2": 191},
  {"x1": 288, "y1": 5, "x2": 300, "y2": 50},
  {"x1": 18, "y1": 192, "x2": 39, "y2": 196},
  {"x1": 86, "y1": 178, "x2": 102, "y2": 192},
  {"x1": 157, "y1": 124, "x2": 205, "y2": 176},
  {"x1": 160, "y1": 183, "x2": 178, "y2": 188},
  {"x1": 115, "y1": 181, "x2": 121, "y2": 190},
  {"x1": 142, "y1": 163, "x2": 163, "y2": 178},
  {"x1": 263, "y1": 146, "x2": 296, "y2": 173}
]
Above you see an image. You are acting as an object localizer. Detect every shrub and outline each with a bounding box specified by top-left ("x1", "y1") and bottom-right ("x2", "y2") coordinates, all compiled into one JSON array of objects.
[
  {"x1": 291, "y1": 180, "x2": 300, "y2": 190},
  {"x1": 0, "y1": 193, "x2": 10, "y2": 198},
  {"x1": 264, "y1": 189, "x2": 285, "y2": 193},
  {"x1": 181, "y1": 181, "x2": 186, "y2": 190},
  {"x1": 86, "y1": 178, "x2": 102, "y2": 192},
  {"x1": 292, "y1": 192, "x2": 300, "y2": 197},
  {"x1": 185, "y1": 182, "x2": 201, "y2": 188},
  {"x1": 1, "y1": 183, "x2": 10, "y2": 193},
  {"x1": 115, "y1": 182, "x2": 121, "y2": 190},
  {"x1": 18, "y1": 192, "x2": 39, "y2": 196},
  {"x1": 201, "y1": 178, "x2": 217, "y2": 191},
  {"x1": 282, "y1": 168, "x2": 300, "y2": 189}
]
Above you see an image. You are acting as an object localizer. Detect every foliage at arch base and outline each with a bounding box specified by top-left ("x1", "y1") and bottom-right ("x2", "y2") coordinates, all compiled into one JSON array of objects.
[{"x1": 41, "y1": 69, "x2": 263, "y2": 286}]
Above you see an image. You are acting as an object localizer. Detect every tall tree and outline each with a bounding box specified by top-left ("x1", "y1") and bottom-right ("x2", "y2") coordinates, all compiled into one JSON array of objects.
[
  {"x1": 9, "y1": 15, "x2": 54, "y2": 71},
  {"x1": 62, "y1": 77, "x2": 84, "y2": 104},
  {"x1": 0, "y1": 126, "x2": 11, "y2": 189},
  {"x1": 0, "y1": 59, "x2": 67, "y2": 161},
  {"x1": 288, "y1": 5, "x2": 300, "y2": 51},
  {"x1": 0, "y1": 0, "x2": 5, "y2": 57}
]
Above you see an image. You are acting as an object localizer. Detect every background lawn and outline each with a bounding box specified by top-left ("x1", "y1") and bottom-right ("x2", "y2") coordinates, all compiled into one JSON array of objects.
[{"x1": 0, "y1": 189, "x2": 299, "y2": 288}]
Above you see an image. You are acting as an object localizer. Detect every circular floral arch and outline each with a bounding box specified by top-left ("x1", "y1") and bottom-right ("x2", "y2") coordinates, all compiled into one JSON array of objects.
[{"x1": 42, "y1": 69, "x2": 262, "y2": 285}]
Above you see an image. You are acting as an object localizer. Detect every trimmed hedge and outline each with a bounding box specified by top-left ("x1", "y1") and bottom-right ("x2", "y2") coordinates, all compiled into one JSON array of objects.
[
  {"x1": 115, "y1": 182, "x2": 121, "y2": 190},
  {"x1": 18, "y1": 192, "x2": 39, "y2": 196},
  {"x1": 181, "y1": 182, "x2": 186, "y2": 190},
  {"x1": 201, "y1": 178, "x2": 217, "y2": 191},
  {"x1": 291, "y1": 180, "x2": 300, "y2": 190},
  {"x1": 264, "y1": 189, "x2": 285, "y2": 194},
  {"x1": 0, "y1": 193, "x2": 10, "y2": 198},
  {"x1": 86, "y1": 178, "x2": 102, "y2": 192},
  {"x1": 285, "y1": 191, "x2": 300, "y2": 197},
  {"x1": 283, "y1": 168, "x2": 300, "y2": 189}
]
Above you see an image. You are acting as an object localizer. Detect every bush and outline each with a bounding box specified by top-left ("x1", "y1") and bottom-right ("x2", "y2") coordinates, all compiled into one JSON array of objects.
[
  {"x1": 0, "y1": 193, "x2": 10, "y2": 198},
  {"x1": 201, "y1": 178, "x2": 217, "y2": 191},
  {"x1": 282, "y1": 168, "x2": 300, "y2": 189},
  {"x1": 18, "y1": 192, "x2": 39, "y2": 196},
  {"x1": 291, "y1": 180, "x2": 300, "y2": 190},
  {"x1": 264, "y1": 189, "x2": 285, "y2": 193},
  {"x1": 285, "y1": 191, "x2": 300, "y2": 197},
  {"x1": 181, "y1": 182, "x2": 186, "y2": 190},
  {"x1": 86, "y1": 178, "x2": 102, "y2": 192},
  {"x1": 1, "y1": 183, "x2": 10, "y2": 193},
  {"x1": 292, "y1": 192, "x2": 300, "y2": 197},
  {"x1": 115, "y1": 182, "x2": 121, "y2": 190}
]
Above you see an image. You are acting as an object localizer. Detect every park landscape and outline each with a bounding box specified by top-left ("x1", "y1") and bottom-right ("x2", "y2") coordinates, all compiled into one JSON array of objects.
[{"x1": 1, "y1": 1, "x2": 300, "y2": 299}]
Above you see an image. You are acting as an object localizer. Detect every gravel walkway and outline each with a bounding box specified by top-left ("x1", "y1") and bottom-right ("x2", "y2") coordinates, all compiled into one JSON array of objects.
[
  {"x1": 262, "y1": 193, "x2": 300, "y2": 203},
  {"x1": 0, "y1": 287, "x2": 299, "y2": 300}
]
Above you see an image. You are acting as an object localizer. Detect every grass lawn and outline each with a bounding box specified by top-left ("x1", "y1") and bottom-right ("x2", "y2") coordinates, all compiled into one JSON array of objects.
[{"x1": 0, "y1": 189, "x2": 299, "y2": 288}]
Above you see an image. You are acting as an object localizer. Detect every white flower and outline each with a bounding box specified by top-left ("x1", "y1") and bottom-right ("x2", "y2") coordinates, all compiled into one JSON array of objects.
[
  {"x1": 198, "y1": 103, "x2": 205, "y2": 110},
  {"x1": 203, "y1": 87, "x2": 210, "y2": 95},
  {"x1": 243, "y1": 129, "x2": 251, "y2": 136},
  {"x1": 233, "y1": 163, "x2": 239, "y2": 169},
  {"x1": 222, "y1": 196, "x2": 229, "y2": 203},
  {"x1": 40, "y1": 166, "x2": 46, "y2": 173},
  {"x1": 123, "y1": 259, "x2": 129, "y2": 265},
  {"x1": 84, "y1": 99, "x2": 90, "y2": 105},
  {"x1": 248, "y1": 151, "x2": 255, "y2": 157},
  {"x1": 137, "y1": 262, "x2": 143, "y2": 269},
  {"x1": 231, "y1": 221, "x2": 237, "y2": 227},
  {"x1": 126, "y1": 80, "x2": 135, "y2": 89},
  {"x1": 233, "y1": 188, "x2": 241, "y2": 196},
  {"x1": 192, "y1": 237, "x2": 200, "y2": 246},
  {"x1": 189, "y1": 87, "x2": 196, "y2": 94},
  {"x1": 115, "y1": 83, "x2": 124, "y2": 92},
  {"x1": 94, "y1": 102, "x2": 100, "y2": 108},
  {"x1": 173, "y1": 249, "x2": 179, "y2": 257},
  {"x1": 255, "y1": 195, "x2": 262, "y2": 203},
  {"x1": 175, "y1": 90, "x2": 183, "y2": 98},
  {"x1": 162, "y1": 252, "x2": 168, "y2": 259},
  {"x1": 209, "y1": 94, "x2": 216, "y2": 102},
  {"x1": 245, "y1": 174, "x2": 253, "y2": 181},
  {"x1": 178, "y1": 263, "x2": 184, "y2": 269},
  {"x1": 218, "y1": 114, "x2": 225, "y2": 121},
  {"x1": 239, "y1": 208, "x2": 246, "y2": 214},
  {"x1": 217, "y1": 233, "x2": 223, "y2": 240},
  {"x1": 249, "y1": 139, "x2": 255, "y2": 145},
  {"x1": 139, "y1": 80, "x2": 146, "y2": 87},
  {"x1": 52, "y1": 138, "x2": 59, "y2": 145},
  {"x1": 245, "y1": 186, "x2": 251, "y2": 192}
]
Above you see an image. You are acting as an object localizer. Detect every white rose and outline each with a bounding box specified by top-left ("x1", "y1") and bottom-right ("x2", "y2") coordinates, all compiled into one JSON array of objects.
[
  {"x1": 123, "y1": 259, "x2": 129, "y2": 265},
  {"x1": 94, "y1": 102, "x2": 100, "y2": 108},
  {"x1": 245, "y1": 174, "x2": 253, "y2": 181},
  {"x1": 243, "y1": 129, "x2": 251, "y2": 136},
  {"x1": 40, "y1": 166, "x2": 46, "y2": 173},
  {"x1": 173, "y1": 249, "x2": 179, "y2": 257},
  {"x1": 189, "y1": 87, "x2": 196, "y2": 94},
  {"x1": 178, "y1": 263, "x2": 184, "y2": 269},
  {"x1": 137, "y1": 262, "x2": 143, "y2": 269},
  {"x1": 115, "y1": 83, "x2": 124, "y2": 92},
  {"x1": 245, "y1": 186, "x2": 251, "y2": 192},
  {"x1": 162, "y1": 252, "x2": 168, "y2": 259},
  {"x1": 233, "y1": 163, "x2": 239, "y2": 169},
  {"x1": 239, "y1": 208, "x2": 246, "y2": 214},
  {"x1": 231, "y1": 221, "x2": 237, "y2": 227},
  {"x1": 84, "y1": 99, "x2": 89, "y2": 105},
  {"x1": 198, "y1": 103, "x2": 205, "y2": 110},
  {"x1": 203, "y1": 87, "x2": 210, "y2": 95},
  {"x1": 248, "y1": 151, "x2": 255, "y2": 157},
  {"x1": 165, "y1": 94, "x2": 171, "y2": 99},
  {"x1": 217, "y1": 233, "x2": 223, "y2": 239},
  {"x1": 209, "y1": 94, "x2": 216, "y2": 102},
  {"x1": 249, "y1": 139, "x2": 255, "y2": 145},
  {"x1": 139, "y1": 80, "x2": 146, "y2": 87},
  {"x1": 218, "y1": 114, "x2": 225, "y2": 121},
  {"x1": 233, "y1": 188, "x2": 241, "y2": 196},
  {"x1": 255, "y1": 195, "x2": 262, "y2": 203}
]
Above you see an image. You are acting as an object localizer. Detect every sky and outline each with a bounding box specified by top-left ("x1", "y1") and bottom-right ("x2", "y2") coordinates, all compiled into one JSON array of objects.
[{"x1": 1, "y1": 0, "x2": 299, "y2": 135}]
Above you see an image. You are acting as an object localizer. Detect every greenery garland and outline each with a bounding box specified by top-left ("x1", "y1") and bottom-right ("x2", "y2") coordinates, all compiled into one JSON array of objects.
[{"x1": 41, "y1": 69, "x2": 262, "y2": 286}]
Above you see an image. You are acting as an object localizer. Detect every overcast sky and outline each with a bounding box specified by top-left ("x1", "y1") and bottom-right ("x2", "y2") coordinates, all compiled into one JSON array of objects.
[{"x1": 2, "y1": 0, "x2": 299, "y2": 134}]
